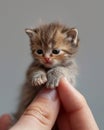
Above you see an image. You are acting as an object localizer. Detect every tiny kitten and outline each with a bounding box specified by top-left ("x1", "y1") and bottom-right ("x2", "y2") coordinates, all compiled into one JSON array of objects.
[{"x1": 14, "y1": 22, "x2": 79, "y2": 129}]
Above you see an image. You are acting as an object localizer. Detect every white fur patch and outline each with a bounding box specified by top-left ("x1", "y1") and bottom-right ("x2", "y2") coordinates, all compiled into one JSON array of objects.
[{"x1": 48, "y1": 42, "x2": 52, "y2": 48}]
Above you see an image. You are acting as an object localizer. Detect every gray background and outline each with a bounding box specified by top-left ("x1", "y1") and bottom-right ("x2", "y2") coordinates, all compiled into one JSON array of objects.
[{"x1": 0, "y1": 0, "x2": 103, "y2": 129}]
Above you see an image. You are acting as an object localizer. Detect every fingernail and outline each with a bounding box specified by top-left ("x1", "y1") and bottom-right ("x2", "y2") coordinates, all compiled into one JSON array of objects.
[{"x1": 38, "y1": 88, "x2": 57, "y2": 101}]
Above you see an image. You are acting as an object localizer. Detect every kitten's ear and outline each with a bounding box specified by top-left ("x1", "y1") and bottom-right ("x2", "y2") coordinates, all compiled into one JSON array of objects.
[
  {"x1": 25, "y1": 29, "x2": 35, "y2": 38},
  {"x1": 67, "y1": 28, "x2": 78, "y2": 46},
  {"x1": 25, "y1": 28, "x2": 35, "y2": 39}
]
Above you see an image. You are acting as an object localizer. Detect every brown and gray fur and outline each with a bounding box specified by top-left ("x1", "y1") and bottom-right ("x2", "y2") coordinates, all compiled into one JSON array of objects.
[{"x1": 14, "y1": 22, "x2": 79, "y2": 130}]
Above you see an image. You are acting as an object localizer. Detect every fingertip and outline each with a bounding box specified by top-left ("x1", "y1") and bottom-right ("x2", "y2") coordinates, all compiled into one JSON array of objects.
[
  {"x1": 0, "y1": 114, "x2": 12, "y2": 130},
  {"x1": 57, "y1": 78, "x2": 86, "y2": 112},
  {"x1": 58, "y1": 77, "x2": 76, "y2": 95},
  {"x1": 0, "y1": 114, "x2": 12, "y2": 122}
]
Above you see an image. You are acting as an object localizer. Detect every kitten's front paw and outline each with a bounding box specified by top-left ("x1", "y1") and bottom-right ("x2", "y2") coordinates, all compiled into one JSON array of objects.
[
  {"x1": 32, "y1": 72, "x2": 47, "y2": 86},
  {"x1": 46, "y1": 69, "x2": 63, "y2": 89}
]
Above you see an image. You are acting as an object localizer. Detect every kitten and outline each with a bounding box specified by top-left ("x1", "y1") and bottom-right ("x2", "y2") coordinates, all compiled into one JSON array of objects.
[{"x1": 14, "y1": 22, "x2": 79, "y2": 129}]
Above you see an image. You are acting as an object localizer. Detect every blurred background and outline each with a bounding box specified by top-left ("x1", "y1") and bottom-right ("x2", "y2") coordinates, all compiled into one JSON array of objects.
[{"x1": 0, "y1": 0, "x2": 104, "y2": 129}]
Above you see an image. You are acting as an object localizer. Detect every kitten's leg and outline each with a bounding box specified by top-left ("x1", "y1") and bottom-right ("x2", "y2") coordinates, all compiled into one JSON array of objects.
[
  {"x1": 32, "y1": 70, "x2": 47, "y2": 86},
  {"x1": 46, "y1": 68, "x2": 64, "y2": 88},
  {"x1": 26, "y1": 62, "x2": 47, "y2": 87},
  {"x1": 46, "y1": 65, "x2": 77, "y2": 88}
]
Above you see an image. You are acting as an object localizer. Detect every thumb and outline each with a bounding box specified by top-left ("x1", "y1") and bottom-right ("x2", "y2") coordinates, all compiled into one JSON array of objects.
[{"x1": 10, "y1": 89, "x2": 60, "y2": 130}]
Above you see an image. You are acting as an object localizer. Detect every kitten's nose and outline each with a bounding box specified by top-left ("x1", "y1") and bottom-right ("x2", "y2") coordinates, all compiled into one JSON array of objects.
[{"x1": 44, "y1": 57, "x2": 50, "y2": 63}]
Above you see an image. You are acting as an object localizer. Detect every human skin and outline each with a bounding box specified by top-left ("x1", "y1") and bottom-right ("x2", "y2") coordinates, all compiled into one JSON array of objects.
[
  {"x1": 0, "y1": 114, "x2": 12, "y2": 130},
  {"x1": 0, "y1": 78, "x2": 99, "y2": 130}
]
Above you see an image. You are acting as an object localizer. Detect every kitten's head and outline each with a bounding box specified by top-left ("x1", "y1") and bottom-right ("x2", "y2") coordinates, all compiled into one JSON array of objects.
[{"x1": 25, "y1": 22, "x2": 79, "y2": 68}]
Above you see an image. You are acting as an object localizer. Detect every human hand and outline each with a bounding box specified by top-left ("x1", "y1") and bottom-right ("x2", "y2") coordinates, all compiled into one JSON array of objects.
[
  {"x1": 0, "y1": 78, "x2": 99, "y2": 130},
  {"x1": 0, "y1": 89, "x2": 60, "y2": 130},
  {"x1": 57, "y1": 78, "x2": 99, "y2": 130}
]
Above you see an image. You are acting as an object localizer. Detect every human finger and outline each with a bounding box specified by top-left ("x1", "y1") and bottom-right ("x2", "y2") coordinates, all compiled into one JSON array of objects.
[
  {"x1": 10, "y1": 88, "x2": 60, "y2": 130},
  {"x1": 0, "y1": 114, "x2": 12, "y2": 130},
  {"x1": 57, "y1": 78, "x2": 99, "y2": 130}
]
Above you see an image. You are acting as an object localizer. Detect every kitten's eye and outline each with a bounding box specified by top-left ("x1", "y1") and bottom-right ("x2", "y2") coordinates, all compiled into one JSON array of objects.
[
  {"x1": 36, "y1": 49, "x2": 43, "y2": 55},
  {"x1": 52, "y1": 49, "x2": 60, "y2": 54}
]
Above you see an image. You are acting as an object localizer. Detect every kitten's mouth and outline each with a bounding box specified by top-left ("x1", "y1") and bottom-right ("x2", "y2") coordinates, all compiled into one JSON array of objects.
[
  {"x1": 43, "y1": 61, "x2": 53, "y2": 68},
  {"x1": 45, "y1": 60, "x2": 51, "y2": 63},
  {"x1": 45, "y1": 61, "x2": 52, "y2": 65}
]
